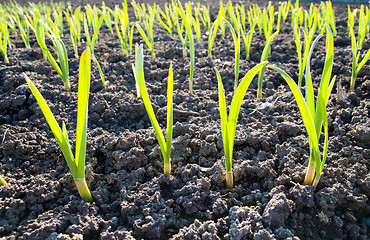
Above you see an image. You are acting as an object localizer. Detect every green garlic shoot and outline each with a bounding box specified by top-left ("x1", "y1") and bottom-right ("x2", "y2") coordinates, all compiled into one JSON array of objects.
[
  {"x1": 25, "y1": 48, "x2": 93, "y2": 201},
  {"x1": 216, "y1": 61, "x2": 268, "y2": 188},
  {"x1": 268, "y1": 25, "x2": 335, "y2": 187},
  {"x1": 133, "y1": 44, "x2": 174, "y2": 175}
]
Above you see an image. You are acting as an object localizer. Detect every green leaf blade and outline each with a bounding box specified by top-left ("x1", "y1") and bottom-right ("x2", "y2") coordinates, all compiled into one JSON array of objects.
[
  {"x1": 215, "y1": 68, "x2": 231, "y2": 172},
  {"x1": 165, "y1": 62, "x2": 174, "y2": 164},
  {"x1": 75, "y1": 48, "x2": 91, "y2": 178}
]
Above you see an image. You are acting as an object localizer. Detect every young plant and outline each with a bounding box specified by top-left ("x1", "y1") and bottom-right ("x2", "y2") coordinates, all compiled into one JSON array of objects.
[
  {"x1": 268, "y1": 25, "x2": 335, "y2": 187},
  {"x1": 25, "y1": 48, "x2": 93, "y2": 201},
  {"x1": 226, "y1": 3, "x2": 241, "y2": 36},
  {"x1": 219, "y1": 1, "x2": 227, "y2": 38},
  {"x1": 168, "y1": 0, "x2": 180, "y2": 28},
  {"x1": 357, "y1": 5, "x2": 368, "y2": 50},
  {"x1": 133, "y1": 44, "x2": 173, "y2": 175},
  {"x1": 45, "y1": 11, "x2": 63, "y2": 38},
  {"x1": 349, "y1": 25, "x2": 370, "y2": 90},
  {"x1": 291, "y1": 4, "x2": 303, "y2": 30},
  {"x1": 65, "y1": 7, "x2": 82, "y2": 58},
  {"x1": 55, "y1": 9, "x2": 64, "y2": 36},
  {"x1": 85, "y1": 4, "x2": 100, "y2": 30},
  {"x1": 233, "y1": 5, "x2": 243, "y2": 32},
  {"x1": 256, "y1": 31, "x2": 279, "y2": 98},
  {"x1": 135, "y1": 3, "x2": 156, "y2": 58},
  {"x1": 178, "y1": 3, "x2": 195, "y2": 94},
  {"x1": 35, "y1": 19, "x2": 70, "y2": 91},
  {"x1": 188, "y1": 3, "x2": 202, "y2": 42},
  {"x1": 241, "y1": 19, "x2": 257, "y2": 61},
  {"x1": 0, "y1": 12, "x2": 9, "y2": 63},
  {"x1": 276, "y1": 3, "x2": 282, "y2": 32},
  {"x1": 176, "y1": 17, "x2": 188, "y2": 58},
  {"x1": 6, "y1": 13, "x2": 17, "y2": 40},
  {"x1": 131, "y1": 0, "x2": 146, "y2": 22},
  {"x1": 75, "y1": 7, "x2": 83, "y2": 41},
  {"x1": 83, "y1": 14, "x2": 107, "y2": 88},
  {"x1": 248, "y1": 4, "x2": 261, "y2": 35},
  {"x1": 0, "y1": 175, "x2": 6, "y2": 185},
  {"x1": 15, "y1": 11, "x2": 31, "y2": 48},
  {"x1": 294, "y1": 17, "x2": 317, "y2": 88},
  {"x1": 319, "y1": 1, "x2": 336, "y2": 36},
  {"x1": 347, "y1": 5, "x2": 357, "y2": 38},
  {"x1": 25, "y1": 8, "x2": 42, "y2": 34},
  {"x1": 303, "y1": 5, "x2": 317, "y2": 35},
  {"x1": 216, "y1": 61, "x2": 268, "y2": 188},
  {"x1": 191, "y1": 11, "x2": 201, "y2": 42},
  {"x1": 157, "y1": 5, "x2": 173, "y2": 35},
  {"x1": 262, "y1": 3, "x2": 275, "y2": 42},
  {"x1": 114, "y1": 2, "x2": 134, "y2": 56},
  {"x1": 101, "y1": 1, "x2": 113, "y2": 34},
  {"x1": 208, "y1": 10, "x2": 222, "y2": 59},
  {"x1": 198, "y1": 4, "x2": 211, "y2": 31},
  {"x1": 280, "y1": 0, "x2": 291, "y2": 23}
]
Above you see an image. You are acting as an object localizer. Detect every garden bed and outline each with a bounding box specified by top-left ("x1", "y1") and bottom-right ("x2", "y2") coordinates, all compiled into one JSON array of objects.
[{"x1": 0, "y1": 0, "x2": 369, "y2": 239}]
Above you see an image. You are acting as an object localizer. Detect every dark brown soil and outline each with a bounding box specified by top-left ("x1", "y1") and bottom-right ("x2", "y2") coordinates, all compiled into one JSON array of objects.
[{"x1": 0, "y1": 1, "x2": 369, "y2": 239}]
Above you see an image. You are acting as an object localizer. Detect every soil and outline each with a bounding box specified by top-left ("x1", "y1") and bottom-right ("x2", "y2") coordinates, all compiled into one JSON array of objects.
[{"x1": 0, "y1": 0, "x2": 369, "y2": 239}]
